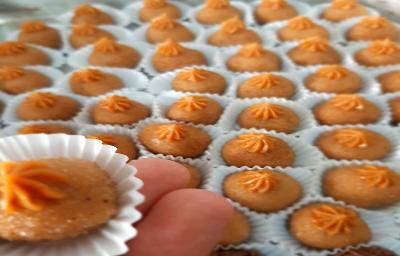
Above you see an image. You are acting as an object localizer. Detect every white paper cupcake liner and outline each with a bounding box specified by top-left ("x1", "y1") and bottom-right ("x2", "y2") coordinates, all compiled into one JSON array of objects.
[
  {"x1": 73, "y1": 89, "x2": 155, "y2": 127},
  {"x1": 382, "y1": 92, "x2": 400, "y2": 125},
  {"x1": 298, "y1": 93, "x2": 391, "y2": 126},
  {"x1": 122, "y1": 0, "x2": 192, "y2": 25},
  {"x1": 368, "y1": 64, "x2": 400, "y2": 95},
  {"x1": 266, "y1": 196, "x2": 400, "y2": 256},
  {"x1": 140, "y1": 43, "x2": 221, "y2": 77},
  {"x1": 134, "y1": 117, "x2": 223, "y2": 160},
  {"x1": 2, "y1": 88, "x2": 86, "y2": 123},
  {"x1": 66, "y1": 40, "x2": 149, "y2": 70},
  {"x1": 298, "y1": 124, "x2": 400, "y2": 163},
  {"x1": 58, "y1": 3, "x2": 131, "y2": 27},
  {"x1": 0, "y1": 134, "x2": 144, "y2": 256},
  {"x1": 217, "y1": 97, "x2": 316, "y2": 133},
  {"x1": 207, "y1": 128, "x2": 324, "y2": 168},
  {"x1": 0, "y1": 120, "x2": 81, "y2": 137},
  {"x1": 148, "y1": 65, "x2": 235, "y2": 96},
  {"x1": 55, "y1": 66, "x2": 149, "y2": 97}
]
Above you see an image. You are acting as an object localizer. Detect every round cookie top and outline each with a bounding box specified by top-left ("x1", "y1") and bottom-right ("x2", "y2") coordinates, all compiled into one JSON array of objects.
[
  {"x1": 92, "y1": 37, "x2": 121, "y2": 53},
  {"x1": 0, "y1": 41, "x2": 50, "y2": 66},
  {"x1": 196, "y1": 0, "x2": 241, "y2": 26},
  {"x1": 87, "y1": 133, "x2": 138, "y2": 160},
  {"x1": 255, "y1": 0, "x2": 298, "y2": 24},
  {"x1": 155, "y1": 39, "x2": 186, "y2": 57},
  {"x1": 278, "y1": 16, "x2": 329, "y2": 41},
  {"x1": 20, "y1": 20, "x2": 49, "y2": 33},
  {"x1": 0, "y1": 66, "x2": 25, "y2": 81},
  {"x1": 0, "y1": 41, "x2": 27, "y2": 56},
  {"x1": 140, "y1": 0, "x2": 182, "y2": 22},
  {"x1": 218, "y1": 209, "x2": 251, "y2": 245},
  {"x1": 378, "y1": 70, "x2": 400, "y2": 93},
  {"x1": 70, "y1": 68, "x2": 105, "y2": 83},
  {"x1": 72, "y1": 24, "x2": 102, "y2": 36},
  {"x1": 347, "y1": 16, "x2": 400, "y2": 42},
  {"x1": 150, "y1": 14, "x2": 177, "y2": 30},
  {"x1": 72, "y1": 4, "x2": 113, "y2": 25},
  {"x1": 146, "y1": 14, "x2": 195, "y2": 44},
  {"x1": 143, "y1": 0, "x2": 168, "y2": 8},
  {"x1": 17, "y1": 124, "x2": 75, "y2": 135},
  {"x1": 355, "y1": 39, "x2": 400, "y2": 67},
  {"x1": 206, "y1": 0, "x2": 231, "y2": 9},
  {"x1": 322, "y1": 0, "x2": 368, "y2": 22},
  {"x1": 69, "y1": 24, "x2": 115, "y2": 49}
]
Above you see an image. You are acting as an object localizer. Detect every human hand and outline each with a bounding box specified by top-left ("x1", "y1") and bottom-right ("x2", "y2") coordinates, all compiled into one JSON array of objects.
[{"x1": 126, "y1": 158, "x2": 234, "y2": 256}]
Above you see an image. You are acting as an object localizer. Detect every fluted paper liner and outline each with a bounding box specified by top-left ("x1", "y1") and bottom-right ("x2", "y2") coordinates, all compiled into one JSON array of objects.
[{"x1": 0, "y1": 120, "x2": 80, "y2": 137}]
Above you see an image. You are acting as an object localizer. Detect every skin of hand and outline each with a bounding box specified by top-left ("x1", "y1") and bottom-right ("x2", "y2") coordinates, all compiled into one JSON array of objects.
[{"x1": 126, "y1": 158, "x2": 234, "y2": 256}]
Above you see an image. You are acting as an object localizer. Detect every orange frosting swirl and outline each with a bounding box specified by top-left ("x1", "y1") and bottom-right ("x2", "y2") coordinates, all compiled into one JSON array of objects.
[
  {"x1": 72, "y1": 24, "x2": 99, "y2": 36},
  {"x1": 93, "y1": 37, "x2": 120, "y2": 53},
  {"x1": 239, "y1": 170, "x2": 278, "y2": 193},
  {"x1": 357, "y1": 165, "x2": 393, "y2": 188},
  {"x1": 0, "y1": 161, "x2": 68, "y2": 214},
  {"x1": 330, "y1": 94, "x2": 365, "y2": 111},
  {"x1": 74, "y1": 4, "x2": 103, "y2": 16},
  {"x1": 176, "y1": 69, "x2": 210, "y2": 82},
  {"x1": 206, "y1": 0, "x2": 230, "y2": 9},
  {"x1": 20, "y1": 20, "x2": 48, "y2": 33},
  {"x1": 176, "y1": 96, "x2": 209, "y2": 112},
  {"x1": 261, "y1": 0, "x2": 288, "y2": 9},
  {"x1": 246, "y1": 74, "x2": 280, "y2": 88},
  {"x1": 332, "y1": 0, "x2": 358, "y2": 9},
  {"x1": 333, "y1": 129, "x2": 368, "y2": 148},
  {"x1": 239, "y1": 43, "x2": 267, "y2": 57},
  {"x1": 156, "y1": 39, "x2": 184, "y2": 57},
  {"x1": 151, "y1": 14, "x2": 177, "y2": 30},
  {"x1": 87, "y1": 134, "x2": 116, "y2": 146},
  {"x1": 317, "y1": 65, "x2": 348, "y2": 80},
  {"x1": 0, "y1": 66, "x2": 24, "y2": 81},
  {"x1": 156, "y1": 124, "x2": 187, "y2": 141},
  {"x1": 99, "y1": 95, "x2": 134, "y2": 113},
  {"x1": 221, "y1": 16, "x2": 246, "y2": 34},
  {"x1": 144, "y1": 0, "x2": 167, "y2": 8},
  {"x1": 70, "y1": 68, "x2": 104, "y2": 83},
  {"x1": 288, "y1": 16, "x2": 315, "y2": 30},
  {"x1": 26, "y1": 92, "x2": 57, "y2": 108},
  {"x1": 368, "y1": 39, "x2": 399, "y2": 55},
  {"x1": 298, "y1": 37, "x2": 329, "y2": 52},
  {"x1": 0, "y1": 41, "x2": 26, "y2": 56},
  {"x1": 238, "y1": 133, "x2": 275, "y2": 153},
  {"x1": 360, "y1": 17, "x2": 389, "y2": 29},
  {"x1": 311, "y1": 204, "x2": 357, "y2": 235},
  {"x1": 18, "y1": 125, "x2": 58, "y2": 134},
  {"x1": 248, "y1": 103, "x2": 283, "y2": 120}
]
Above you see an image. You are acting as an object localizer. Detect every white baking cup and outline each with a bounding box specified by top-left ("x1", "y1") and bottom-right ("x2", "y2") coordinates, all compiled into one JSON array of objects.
[
  {"x1": 368, "y1": 64, "x2": 400, "y2": 95},
  {"x1": 148, "y1": 65, "x2": 235, "y2": 96},
  {"x1": 294, "y1": 64, "x2": 380, "y2": 96},
  {"x1": 73, "y1": 89, "x2": 155, "y2": 127},
  {"x1": 383, "y1": 92, "x2": 400, "y2": 125},
  {"x1": 298, "y1": 94, "x2": 391, "y2": 125},
  {"x1": 204, "y1": 165, "x2": 314, "y2": 215},
  {"x1": 66, "y1": 40, "x2": 149, "y2": 70},
  {"x1": 308, "y1": 3, "x2": 379, "y2": 23},
  {"x1": 134, "y1": 117, "x2": 223, "y2": 160},
  {"x1": 217, "y1": 97, "x2": 316, "y2": 133},
  {"x1": 0, "y1": 121, "x2": 81, "y2": 137},
  {"x1": 266, "y1": 196, "x2": 399, "y2": 256},
  {"x1": 226, "y1": 71, "x2": 305, "y2": 100},
  {"x1": 58, "y1": 3, "x2": 131, "y2": 27},
  {"x1": 298, "y1": 124, "x2": 400, "y2": 162},
  {"x1": 55, "y1": 66, "x2": 149, "y2": 97},
  {"x1": 140, "y1": 43, "x2": 221, "y2": 77},
  {"x1": 131, "y1": 21, "x2": 205, "y2": 46},
  {"x1": 2, "y1": 88, "x2": 86, "y2": 124},
  {"x1": 122, "y1": 0, "x2": 191, "y2": 25},
  {"x1": 154, "y1": 91, "x2": 231, "y2": 124},
  {"x1": 188, "y1": 1, "x2": 255, "y2": 27},
  {"x1": 0, "y1": 134, "x2": 143, "y2": 256},
  {"x1": 207, "y1": 128, "x2": 324, "y2": 168}
]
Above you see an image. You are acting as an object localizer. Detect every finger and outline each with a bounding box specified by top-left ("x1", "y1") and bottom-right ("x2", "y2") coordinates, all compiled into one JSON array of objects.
[
  {"x1": 132, "y1": 158, "x2": 189, "y2": 214},
  {"x1": 127, "y1": 189, "x2": 233, "y2": 256}
]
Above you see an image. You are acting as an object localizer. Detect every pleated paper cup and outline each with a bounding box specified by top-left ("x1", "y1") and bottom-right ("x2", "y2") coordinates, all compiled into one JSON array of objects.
[
  {"x1": 0, "y1": 134, "x2": 143, "y2": 256},
  {"x1": 0, "y1": 121, "x2": 80, "y2": 137},
  {"x1": 308, "y1": 3, "x2": 379, "y2": 23}
]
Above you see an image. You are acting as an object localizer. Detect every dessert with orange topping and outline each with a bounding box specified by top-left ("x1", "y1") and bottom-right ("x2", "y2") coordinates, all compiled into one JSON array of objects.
[
  {"x1": 223, "y1": 170, "x2": 302, "y2": 212},
  {"x1": 227, "y1": 43, "x2": 281, "y2": 72},
  {"x1": 175, "y1": 162, "x2": 202, "y2": 188},
  {"x1": 16, "y1": 92, "x2": 80, "y2": 121},
  {"x1": 196, "y1": 0, "x2": 241, "y2": 25},
  {"x1": 17, "y1": 123, "x2": 75, "y2": 135},
  {"x1": 378, "y1": 70, "x2": 400, "y2": 93},
  {"x1": 88, "y1": 37, "x2": 141, "y2": 68},
  {"x1": 305, "y1": 65, "x2": 363, "y2": 94},
  {"x1": 69, "y1": 68, "x2": 123, "y2": 96},
  {"x1": 323, "y1": 164, "x2": 400, "y2": 209},
  {"x1": 355, "y1": 39, "x2": 400, "y2": 67},
  {"x1": 71, "y1": 4, "x2": 113, "y2": 25},
  {"x1": 138, "y1": 123, "x2": 211, "y2": 158},
  {"x1": 172, "y1": 68, "x2": 227, "y2": 95},
  {"x1": 347, "y1": 16, "x2": 400, "y2": 42},
  {"x1": 207, "y1": 16, "x2": 262, "y2": 47},
  {"x1": 289, "y1": 203, "x2": 371, "y2": 249},
  {"x1": 0, "y1": 66, "x2": 51, "y2": 95},
  {"x1": 17, "y1": 20, "x2": 62, "y2": 49},
  {"x1": 277, "y1": 16, "x2": 329, "y2": 41},
  {"x1": 69, "y1": 24, "x2": 115, "y2": 49},
  {"x1": 254, "y1": 0, "x2": 298, "y2": 24},
  {"x1": 87, "y1": 133, "x2": 138, "y2": 160},
  {"x1": 315, "y1": 127, "x2": 391, "y2": 160},
  {"x1": 91, "y1": 95, "x2": 150, "y2": 125},
  {"x1": 221, "y1": 132, "x2": 294, "y2": 167},
  {"x1": 288, "y1": 37, "x2": 341, "y2": 66},
  {"x1": 210, "y1": 250, "x2": 261, "y2": 256},
  {"x1": 166, "y1": 95, "x2": 223, "y2": 124},
  {"x1": 313, "y1": 94, "x2": 381, "y2": 125},
  {"x1": 389, "y1": 96, "x2": 400, "y2": 125},
  {"x1": 0, "y1": 159, "x2": 117, "y2": 241},
  {"x1": 139, "y1": 0, "x2": 181, "y2": 22},
  {"x1": 237, "y1": 73, "x2": 296, "y2": 99},
  {"x1": 152, "y1": 40, "x2": 208, "y2": 72},
  {"x1": 146, "y1": 14, "x2": 195, "y2": 44},
  {"x1": 237, "y1": 102, "x2": 300, "y2": 133},
  {"x1": 0, "y1": 41, "x2": 49, "y2": 66},
  {"x1": 218, "y1": 209, "x2": 251, "y2": 245},
  {"x1": 322, "y1": 0, "x2": 369, "y2": 22}
]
